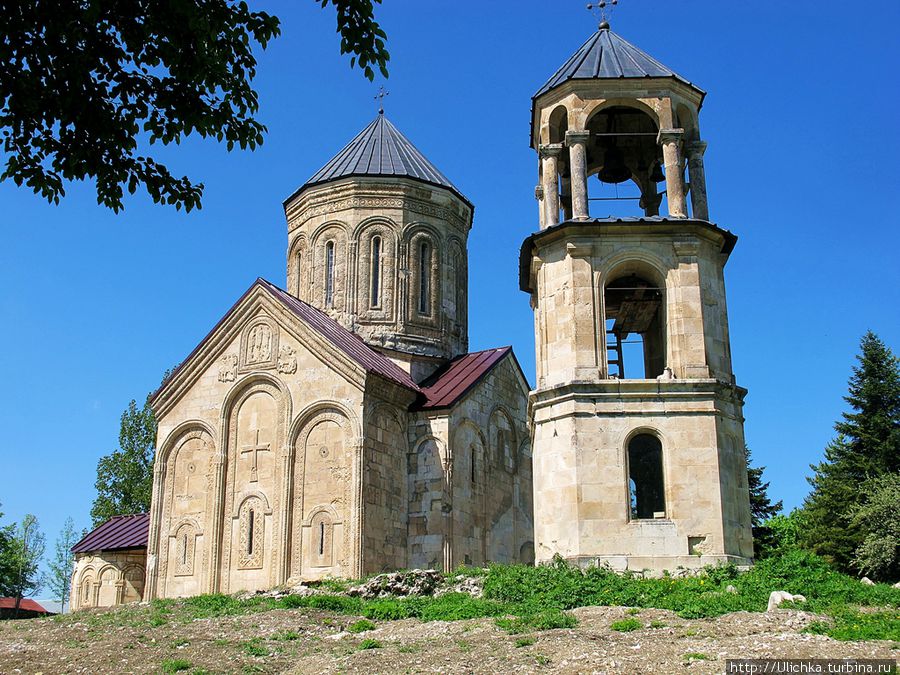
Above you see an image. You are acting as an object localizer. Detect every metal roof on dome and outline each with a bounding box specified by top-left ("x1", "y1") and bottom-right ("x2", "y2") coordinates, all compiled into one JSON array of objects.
[
  {"x1": 534, "y1": 26, "x2": 703, "y2": 99},
  {"x1": 289, "y1": 113, "x2": 471, "y2": 207}
]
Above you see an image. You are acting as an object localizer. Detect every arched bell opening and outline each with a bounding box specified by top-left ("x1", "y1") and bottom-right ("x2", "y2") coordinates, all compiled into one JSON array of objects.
[
  {"x1": 585, "y1": 105, "x2": 663, "y2": 218},
  {"x1": 604, "y1": 273, "x2": 666, "y2": 379}
]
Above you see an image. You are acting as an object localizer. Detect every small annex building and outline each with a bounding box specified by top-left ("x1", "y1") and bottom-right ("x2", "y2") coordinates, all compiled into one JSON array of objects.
[
  {"x1": 0, "y1": 598, "x2": 55, "y2": 619},
  {"x1": 70, "y1": 513, "x2": 149, "y2": 611}
]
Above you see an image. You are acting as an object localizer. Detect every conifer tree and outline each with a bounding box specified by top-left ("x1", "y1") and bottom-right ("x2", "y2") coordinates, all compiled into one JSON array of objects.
[
  {"x1": 800, "y1": 331, "x2": 900, "y2": 572},
  {"x1": 90, "y1": 396, "x2": 157, "y2": 526},
  {"x1": 744, "y1": 446, "x2": 783, "y2": 557}
]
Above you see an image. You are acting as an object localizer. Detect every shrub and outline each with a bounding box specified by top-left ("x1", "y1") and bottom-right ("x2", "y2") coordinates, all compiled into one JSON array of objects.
[
  {"x1": 358, "y1": 638, "x2": 381, "y2": 650},
  {"x1": 610, "y1": 618, "x2": 642, "y2": 632},
  {"x1": 279, "y1": 593, "x2": 362, "y2": 614},
  {"x1": 347, "y1": 619, "x2": 376, "y2": 633}
]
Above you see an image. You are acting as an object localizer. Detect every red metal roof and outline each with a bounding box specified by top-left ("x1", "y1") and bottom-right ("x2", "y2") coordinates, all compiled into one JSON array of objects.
[
  {"x1": 71, "y1": 514, "x2": 150, "y2": 554},
  {"x1": 0, "y1": 598, "x2": 51, "y2": 613},
  {"x1": 151, "y1": 279, "x2": 420, "y2": 407},
  {"x1": 259, "y1": 280, "x2": 420, "y2": 392},
  {"x1": 414, "y1": 347, "x2": 513, "y2": 410}
]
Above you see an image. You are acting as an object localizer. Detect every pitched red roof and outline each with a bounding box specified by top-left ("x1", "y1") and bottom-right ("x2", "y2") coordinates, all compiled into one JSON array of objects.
[
  {"x1": 259, "y1": 280, "x2": 419, "y2": 392},
  {"x1": 414, "y1": 346, "x2": 514, "y2": 410},
  {"x1": 0, "y1": 598, "x2": 50, "y2": 613},
  {"x1": 71, "y1": 514, "x2": 149, "y2": 554},
  {"x1": 151, "y1": 279, "x2": 420, "y2": 407}
]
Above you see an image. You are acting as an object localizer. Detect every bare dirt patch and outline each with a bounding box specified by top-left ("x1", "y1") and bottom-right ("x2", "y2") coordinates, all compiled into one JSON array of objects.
[{"x1": 1, "y1": 604, "x2": 896, "y2": 674}]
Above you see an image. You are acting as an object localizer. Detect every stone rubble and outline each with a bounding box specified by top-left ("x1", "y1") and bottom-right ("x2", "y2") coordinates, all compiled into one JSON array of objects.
[{"x1": 347, "y1": 569, "x2": 443, "y2": 599}]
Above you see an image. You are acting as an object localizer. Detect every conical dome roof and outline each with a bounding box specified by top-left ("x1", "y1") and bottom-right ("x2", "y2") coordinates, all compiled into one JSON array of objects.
[
  {"x1": 292, "y1": 112, "x2": 471, "y2": 207},
  {"x1": 534, "y1": 26, "x2": 703, "y2": 99}
]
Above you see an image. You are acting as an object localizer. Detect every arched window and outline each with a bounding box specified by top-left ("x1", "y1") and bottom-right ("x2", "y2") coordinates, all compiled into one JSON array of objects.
[
  {"x1": 324, "y1": 241, "x2": 335, "y2": 308},
  {"x1": 418, "y1": 241, "x2": 431, "y2": 315},
  {"x1": 370, "y1": 235, "x2": 382, "y2": 308},
  {"x1": 627, "y1": 434, "x2": 665, "y2": 519},
  {"x1": 81, "y1": 575, "x2": 93, "y2": 607},
  {"x1": 173, "y1": 523, "x2": 197, "y2": 577},
  {"x1": 238, "y1": 497, "x2": 264, "y2": 569},
  {"x1": 310, "y1": 511, "x2": 333, "y2": 567}
]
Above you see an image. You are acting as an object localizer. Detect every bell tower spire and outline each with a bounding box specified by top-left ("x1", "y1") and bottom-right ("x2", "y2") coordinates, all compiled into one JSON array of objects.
[{"x1": 522, "y1": 23, "x2": 753, "y2": 573}]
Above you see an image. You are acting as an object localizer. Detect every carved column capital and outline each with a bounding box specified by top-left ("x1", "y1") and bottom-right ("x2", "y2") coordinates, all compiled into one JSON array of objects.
[
  {"x1": 564, "y1": 130, "x2": 591, "y2": 146},
  {"x1": 657, "y1": 128, "x2": 685, "y2": 146},
  {"x1": 687, "y1": 140, "x2": 708, "y2": 159},
  {"x1": 539, "y1": 143, "x2": 564, "y2": 158}
]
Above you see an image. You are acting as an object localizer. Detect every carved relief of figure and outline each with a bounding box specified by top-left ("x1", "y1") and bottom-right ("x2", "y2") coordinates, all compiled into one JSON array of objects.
[
  {"x1": 246, "y1": 324, "x2": 272, "y2": 364},
  {"x1": 218, "y1": 354, "x2": 238, "y2": 382},
  {"x1": 277, "y1": 345, "x2": 297, "y2": 374}
]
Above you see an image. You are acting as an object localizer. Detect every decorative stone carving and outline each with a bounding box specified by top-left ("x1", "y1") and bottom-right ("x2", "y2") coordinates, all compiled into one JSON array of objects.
[
  {"x1": 240, "y1": 318, "x2": 279, "y2": 371},
  {"x1": 277, "y1": 345, "x2": 297, "y2": 374},
  {"x1": 218, "y1": 354, "x2": 237, "y2": 382}
]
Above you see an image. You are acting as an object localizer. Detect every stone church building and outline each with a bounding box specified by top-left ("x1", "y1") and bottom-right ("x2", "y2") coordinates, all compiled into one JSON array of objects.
[
  {"x1": 71, "y1": 19, "x2": 755, "y2": 608},
  {"x1": 142, "y1": 113, "x2": 533, "y2": 599}
]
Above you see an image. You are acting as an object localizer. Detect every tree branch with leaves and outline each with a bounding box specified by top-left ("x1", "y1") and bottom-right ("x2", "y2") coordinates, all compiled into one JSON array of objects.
[{"x1": 1, "y1": 0, "x2": 388, "y2": 212}]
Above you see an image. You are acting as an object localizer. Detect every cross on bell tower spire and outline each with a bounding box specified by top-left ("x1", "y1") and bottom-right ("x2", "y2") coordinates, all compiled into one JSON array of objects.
[
  {"x1": 374, "y1": 86, "x2": 389, "y2": 115},
  {"x1": 586, "y1": 0, "x2": 618, "y2": 29}
]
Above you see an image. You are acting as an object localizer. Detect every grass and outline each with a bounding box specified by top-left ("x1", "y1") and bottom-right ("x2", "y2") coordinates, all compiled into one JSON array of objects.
[
  {"x1": 61, "y1": 549, "x2": 898, "y2": 645},
  {"x1": 649, "y1": 620, "x2": 667, "y2": 629},
  {"x1": 610, "y1": 618, "x2": 642, "y2": 632},
  {"x1": 358, "y1": 638, "x2": 381, "y2": 650},
  {"x1": 515, "y1": 636, "x2": 536, "y2": 648},
  {"x1": 456, "y1": 639, "x2": 472, "y2": 653},
  {"x1": 241, "y1": 638, "x2": 269, "y2": 657},
  {"x1": 160, "y1": 659, "x2": 192, "y2": 673},
  {"x1": 684, "y1": 652, "x2": 710, "y2": 662},
  {"x1": 271, "y1": 630, "x2": 301, "y2": 641},
  {"x1": 347, "y1": 619, "x2": 376, "y2": 633}
]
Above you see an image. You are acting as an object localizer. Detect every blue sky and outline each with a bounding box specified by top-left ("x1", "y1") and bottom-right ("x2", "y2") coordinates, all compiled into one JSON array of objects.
[{"x1": 1, "y1": 0, "x2": 898, "y2": 573}]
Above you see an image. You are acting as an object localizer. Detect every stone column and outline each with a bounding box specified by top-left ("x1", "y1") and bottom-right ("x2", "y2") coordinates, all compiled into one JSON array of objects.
[
  {"x1": 566, "y1": 130, "x2": 591, "y2": 220},
  {"x1": 539, "y1": 143, "x2": 563, "y2": 229},
  {"x1": 657, "y1": 128, "x2": 687, "y2": 218},
  {"x1": 687, "y1": 140, "x2": 710, "y2": 221}
]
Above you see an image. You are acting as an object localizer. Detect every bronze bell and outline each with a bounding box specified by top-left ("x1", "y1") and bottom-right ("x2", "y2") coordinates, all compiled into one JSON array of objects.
[
  {"x1": 598, "y1": 145, "x2": 630, "y2": 184},
  {"x1": 649, "y1": 162, "x2": 665, "y2": 183}
]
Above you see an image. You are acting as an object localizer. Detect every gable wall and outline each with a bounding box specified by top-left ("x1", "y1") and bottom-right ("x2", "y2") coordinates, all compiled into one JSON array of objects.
[{"x1": 148, "y1": 302, "x2": 370, "y2": 598}]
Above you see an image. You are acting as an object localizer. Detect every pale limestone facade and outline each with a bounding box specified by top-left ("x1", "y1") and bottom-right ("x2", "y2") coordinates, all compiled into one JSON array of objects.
[
  {"x1": 143, "y1": 116, "x2": 532, "y2": 600},
  {"x1": 71, "y1": 550, "x2": 146, "y2": 611},
  {"x1": 521, "y1": 25, "x2": 754, "y2": 572}
]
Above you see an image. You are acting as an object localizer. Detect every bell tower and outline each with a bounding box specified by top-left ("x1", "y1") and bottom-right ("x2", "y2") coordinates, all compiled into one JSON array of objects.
[{"x1": 521, "y1": 20, "x2": 753, "y2": 571}]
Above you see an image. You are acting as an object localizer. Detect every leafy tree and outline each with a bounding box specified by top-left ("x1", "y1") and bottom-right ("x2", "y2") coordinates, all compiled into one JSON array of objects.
[
  {"x1": 45, "y1": 517, "x2": 79, "y2": 613},
  {"x1": 0, "y1": 503, "x2": 19, "y2": 597},
  {"x1": 800, "y1": 331, "x2": 900, "y2": 572},
  {"x1": 744, "y1": 446, "x2": 783, "y2": 558},
  {"x1": 7, "y1": 514, "x2": 45, "y2": 618},
  {"x1": 850, "y1": 473, "x2": 900, "y2": 581},
  {"x1": 90, "y1": 396, "x2": 157, "y2": 526},
  {"x1": 1, "y1": 0, "x2": 388, "y2": 212}
]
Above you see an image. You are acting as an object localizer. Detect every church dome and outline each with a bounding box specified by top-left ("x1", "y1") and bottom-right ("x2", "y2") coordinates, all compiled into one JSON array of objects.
[
  {"x1": 288, "y1": 112, "x2": 471, "y2": 208},
  {"x1": 534, "y1": 25, "x2": 704, "y2": 100}
]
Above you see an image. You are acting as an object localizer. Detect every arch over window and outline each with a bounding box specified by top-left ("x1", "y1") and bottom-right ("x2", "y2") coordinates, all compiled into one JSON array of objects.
[
  {"x1": 627, "y1": 433, "x2": 665, "y2": 519},
  {"x1": 238, "y1": 496, "x2": 264, "y2": 570},
  {"x1": 370, "y1": 235, "x2": 382, "y2": 308},
  {"x1": 324, "y1": 240, "x2": 335, "y2": 308},
  {"x1": 604, "y1": 272, "x2": 666, "y2": 379}
]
